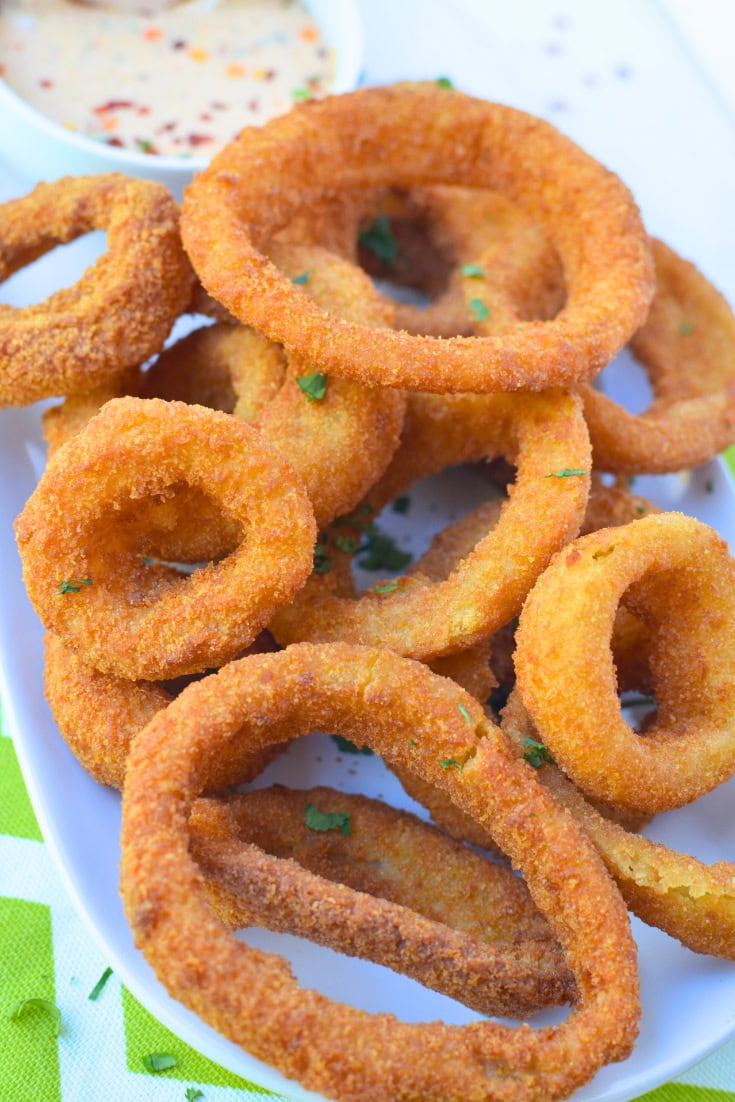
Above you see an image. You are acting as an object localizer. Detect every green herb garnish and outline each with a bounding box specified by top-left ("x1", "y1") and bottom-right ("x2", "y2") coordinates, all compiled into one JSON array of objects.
[
  {"x1": 439, "y1": 757, "x2": 463, "y2": 771},
  {"x1": 88, "y1": 966, "x2": 113, "y2": 1001},
  {"x1": 296, "y1": 371, "x2": 328, "y2": 401},
  {"x1": 10, "y1": 998, "x2": 62, "y2": 1036},
  {"x1": 680, "y1": 321, "x2": 694, "y2": 335},
  {"x1": 391, "y1": 493, "x2": 411, "y2": 515},
  {"x1": 544, "y1": 468, "x2": 588, "y2": 479},
  {"x1": 356, "y1": 525, "x2": 412, "y2": 571},
  {"x1": 335, "y1": 535, "x2": 360, "y2": 553},
  {"x1": 592, "y1": 546, "x2": 615, "y2": 560},
  {"x1": 522, "y1": 737, "x2": 555, "y2": 768},
  {"x1": 185, "y1": 1089, "x2": 204, "y2": 1101},
  {"x1": 331, "y1": 734, "x2": 373, "y2": 756},
  {"x1": 457, "y1": 702, "x2": 473, "y2": 725},
  {"x1": 461, "y1": 264, "x2": 485, "y2": 278},
  {"x1": 313, "y1": 543, "x2": 334, "y2": 574},
  {"x1": 291, "y1": 87, "x2": 313, "y2": 101},
  {"x1": 292, "y1": 271, "x2": 310, "y2": 285},
  {"x1": 305, "y1": 803, "x2": 351, "y2": 836},
  {"x1": 333, "y1": 503, "x2": 375, "y2": 529},
  {"x1": 58, "y1": 578, "x2": 92, "y2": 594},
  {"x1": 143, "y1": 1053, "x2": 178, "y2": 1073},
  {"x1": 359, "y1": 215, "x2": 399, "y2": 265},
  {"x1": 372, "y1": 580, "x2": 400, "y2": 594},
  {"x1": 436, "y1": 76, "x2": 454, "y2": 89},
  {"x1": 468, "y1": 297, "x2": 490, "y2": 322}
]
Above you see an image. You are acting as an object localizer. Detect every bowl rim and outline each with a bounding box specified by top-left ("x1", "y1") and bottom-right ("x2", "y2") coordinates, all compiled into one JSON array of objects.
[{"x1": 0, "y1": 0, "x2": 364, "y2": 175}]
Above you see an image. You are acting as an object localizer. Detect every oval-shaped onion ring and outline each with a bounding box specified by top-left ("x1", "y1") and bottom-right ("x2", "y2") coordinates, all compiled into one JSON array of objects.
[
  {"x1": 121, "y1": 643, "x2": 638, "y2": 1102},
  {"x1": 15, "y1": 397, "x2": 317, "y2": 681},
  {"x1": 181, "y1": 82, "x2": 653, "y2": 394},
  {"x1": 0, "y1": 174, "x2": 194, "y2": 407},
  {"x1": 515, "y1": 513, "x2": 735, "y2": 815}
]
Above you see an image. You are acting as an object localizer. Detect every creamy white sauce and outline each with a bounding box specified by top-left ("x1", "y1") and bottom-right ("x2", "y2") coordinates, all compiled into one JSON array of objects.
[{"x1": 0, "y1": 0, "x2": 334, "y2": 157}]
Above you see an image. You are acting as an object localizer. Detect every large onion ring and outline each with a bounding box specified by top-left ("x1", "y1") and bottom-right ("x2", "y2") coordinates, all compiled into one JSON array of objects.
[
  {"x1": 15, "y1": 397, "x2": 317, "y2": 681},
  {"x1": 121, "y1": 643, "x2": 638, "y2": 1102},
  {"x1": 181, "y1": 82, "x2": 653, "y2": 393},
  {"x1": 515, "y1": 512, "x2": 735, "y2": 815},
  {"x1": 0, "y1": 174, "x2": 194, "y2": 407}
]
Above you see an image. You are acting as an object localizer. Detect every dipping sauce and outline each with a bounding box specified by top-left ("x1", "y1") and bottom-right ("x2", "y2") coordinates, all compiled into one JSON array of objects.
[{"x1": 0, "y1": 0, "x2": 334, "y2": 157}]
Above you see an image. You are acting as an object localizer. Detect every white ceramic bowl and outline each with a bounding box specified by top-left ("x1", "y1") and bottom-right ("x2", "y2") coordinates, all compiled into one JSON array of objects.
[{"x1": 0, "y1": 0, "x2": 363, "y2": 198}]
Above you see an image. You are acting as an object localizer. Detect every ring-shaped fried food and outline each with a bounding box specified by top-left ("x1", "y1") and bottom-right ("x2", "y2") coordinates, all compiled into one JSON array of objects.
[
  {"x1": 514, "y1": 513, "x2": 735, "y2": 815},
  {"x1": 15, "y1": 397, "x2": 317, "y2": 681},
  {"x1": 181, "y1": 82, "x2": 653, "y2": 394},
  {"x1": 189, "y1": 785, "x2": 574, "y2": 1019},
  {"x1": 42, "y1": 632, "x2": 281, "y2": 789},
  {"x1": 0, "y1": 174, "x2": 194, "y2": 407},
  {"x1": 121, "y1": 643, "x2": 639, "y2": 1102},
  {"x1": 582, "y1": 239, "x2": 735, "y2": 473},
  {"x1": 271, "y1": 389, "x2": 590, "y2": 659}
]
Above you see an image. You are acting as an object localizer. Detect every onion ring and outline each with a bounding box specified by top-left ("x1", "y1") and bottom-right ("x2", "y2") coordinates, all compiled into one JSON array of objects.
[
  {"x1": 0, "y1": 174, "x2": 194, "y2": 407},
  {"x1": 181, "y1": 82, "x2": 653, "y2": 394},
  {"x1": 189, "y1": 784, "x2": 574, "y2": 1019},
  {"x1": 271, "y1": 389, "x2": 590, "y2": 659},
  {"x1": 582, "y1": 238, "x2": 735, "y2": 473},
  {"x1": 514, "y1": 512, "x2": 735, "y2": 815},
  {"x1": 15, "y1": 396, "x2": 317, "y2": 681},
  {"x1": 121, "y1": 642, "x2": 638, "y2": 1102}
]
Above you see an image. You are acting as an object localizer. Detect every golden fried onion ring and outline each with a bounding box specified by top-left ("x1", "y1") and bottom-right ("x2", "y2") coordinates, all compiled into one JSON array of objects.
[
  {"x1": 16, "y1": 397, "x2": 317, "y2": 681},
  {"x1": 181, "y1": 82, "x2": 653, "y2": 394},
  {"x1": 0, "y1": 174, "x2": 194, "y2": 407},
  {"x1": 515, "y1": 513, "x2": 735, "y2": 815},
  {"x1": 121, "y1": 643, "x2": 638, "y2": 1102}
]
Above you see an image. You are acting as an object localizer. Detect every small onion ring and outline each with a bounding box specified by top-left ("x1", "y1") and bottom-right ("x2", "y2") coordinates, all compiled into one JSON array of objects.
[
  {"x1": 0, "y1": 174, "x2": 194, "y2": 407},
  {"x1": 181, "y1": 82, "x2": 653, "y2": 394},
  {"x1": 15, "y1": 397, "x2": 317, "y2": 681},
  {"x1": 515, "y1": 513, "x2": 735, "y2": 815},
  {"x1": 121, "y1": 642, "x2": 639, "y2": 1102}
]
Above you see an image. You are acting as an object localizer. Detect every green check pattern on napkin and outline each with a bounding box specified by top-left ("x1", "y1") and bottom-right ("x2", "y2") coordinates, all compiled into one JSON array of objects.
[{"x1": 4, "y1": 449, "x2": 735, "y2": 1102}]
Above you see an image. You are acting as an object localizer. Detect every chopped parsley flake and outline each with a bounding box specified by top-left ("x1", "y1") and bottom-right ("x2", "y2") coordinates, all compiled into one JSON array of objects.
[
  {"x1": 391, "y1": 493, "x2": 411, "y2": 515},
  {"x1": 58, "y1": 578, "x2": 92, "y2": 594},
  {"x1": 468, "y1": 297, "x2": 490, "y2": 322},
  {"x1": 592, "y1": 546, "x2": 615, "y2": 560},
  {"x1": 305, "y1": 803, "x2": 351, "y2": 836},
  {"x1": 635, "y1": 505, "x2": 646, "y2": 515},
  {"x1": 313, "y1": 543, "x2": 334, "y2": 575},
  {"x1": 439, "y1": 757, "x2": 463, "y2": 771},
  {"x1": 461, "y1": 264, "x2": 485, "y2": 278},
  {"x1": 335, "y1": 535, "x2": 360, "y2": 553},
  {"x1": 544, "y1": 468, "x2": 588, "y2": 479},
  {"x1": 291, "y1": 87, "x2": 313, "y2": 101},
  {"x1": 356, "y1": 524, "x2": 412, "y2": 571},
  {"x1": 680, "y1": 321, "x2": 695, "y2": 335},
  {"x1": 457, "y1": 702, "x2": 473, "y2": 725},
  {"x1": 296, "y1": 371, "x2": 328, "y2": 401},
  {"x1": 331, "y1": 734, "x2": 374, "y2": 755},
  {"x1": 333, "y1": 503, "x2": 375, "y2": 530},
  {"x1": 143, "y1": 1053, "x2": 178, "y2": 1073},
  {"x1": 185, "y1": 1090, "x2": 204, "y2": 1102},
  {"x1": 359, "y1": 215, "x2": 399, "y2": 265},
  {"x1": 372, "y1": 580, "x2": 400, "y2": 594},
  {"x1": 292, "y1": 271, "x2": 310, "y2": 285},
  {"x1": 522, "y1": 737, "x2": 555, "y2": 768},
  {"x1": 436, "y1": 76, "x2": 454, "y2": 89},
  {"x1": 10, "y1": 998, "x2": 62, "y2": 1036},
  {"x1": 88, "y1": 966, "x2": 113, "y2": 1001}
]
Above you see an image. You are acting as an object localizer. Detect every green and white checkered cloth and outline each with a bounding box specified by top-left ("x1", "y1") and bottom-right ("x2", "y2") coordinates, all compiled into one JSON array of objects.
[{"x1": 4, "y1": 452, "x2": 735, "y2": 1102}]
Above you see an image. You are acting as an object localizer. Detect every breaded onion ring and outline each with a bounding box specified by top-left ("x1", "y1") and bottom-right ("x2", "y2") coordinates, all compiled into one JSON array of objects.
[
  {"x1": 271, "y1": 389, "x2": 590, "y2": 659},
  {"x1": 121, "y1": 643, "x2": 638, "y2": 1102},
  {"x1": 582, "y1": 239, "x2": 735, "y2": 473},
  {"x1": 0, "y1": 174, "x2": 194, "y2": 407},
  {"x1": 43, "y1": 632, "x2": 280, "y2": 789},
  {"x1": 515, "y1": 513, "x2": 735, "y2": 815},
  {"x1": 189, "y1": 785, "x2": 574, "y2": 1019},
  {"x1": 181, "y1": 82, "x2": 653, "y2": 393},
  {"x1": 15, "y1": 397, "x2": 316, "y2": 681}
]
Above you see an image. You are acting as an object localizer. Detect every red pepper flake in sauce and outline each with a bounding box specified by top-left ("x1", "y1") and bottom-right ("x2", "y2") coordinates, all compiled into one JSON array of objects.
[
  {"x1": 106, "y1": 136, "x2": 124, "y2": 147},
  {"x1": 38, "y1": 78, "x2": 53, "y2": 89},
  {"x1": 172, "y1": 39, "x2": 188, "y2": 50},
  {"x1": 143, "y1": 26, "x2": 162, "y2": 42},
  {"x1": 93, "y1": 100, "x2": 135, "y2": 114},
  {"x1": 187, "y1": 133, "x2": 214, "y2": 147}
]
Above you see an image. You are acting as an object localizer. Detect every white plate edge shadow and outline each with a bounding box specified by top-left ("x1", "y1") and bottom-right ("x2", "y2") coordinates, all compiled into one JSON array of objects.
[{"x1": 2, "y1": 400, "x2": 735, "y2": 1102}]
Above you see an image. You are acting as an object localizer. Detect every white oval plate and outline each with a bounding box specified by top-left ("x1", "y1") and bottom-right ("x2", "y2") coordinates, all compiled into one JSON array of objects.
[{"x1": 2, "y1": 361, "x2": 735, "y2": 1101}]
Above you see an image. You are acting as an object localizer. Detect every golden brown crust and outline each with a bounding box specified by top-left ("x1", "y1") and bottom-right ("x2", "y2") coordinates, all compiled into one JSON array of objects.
[{"x1": 0, "y1": 174, "x2": 194, "y2": 406}]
